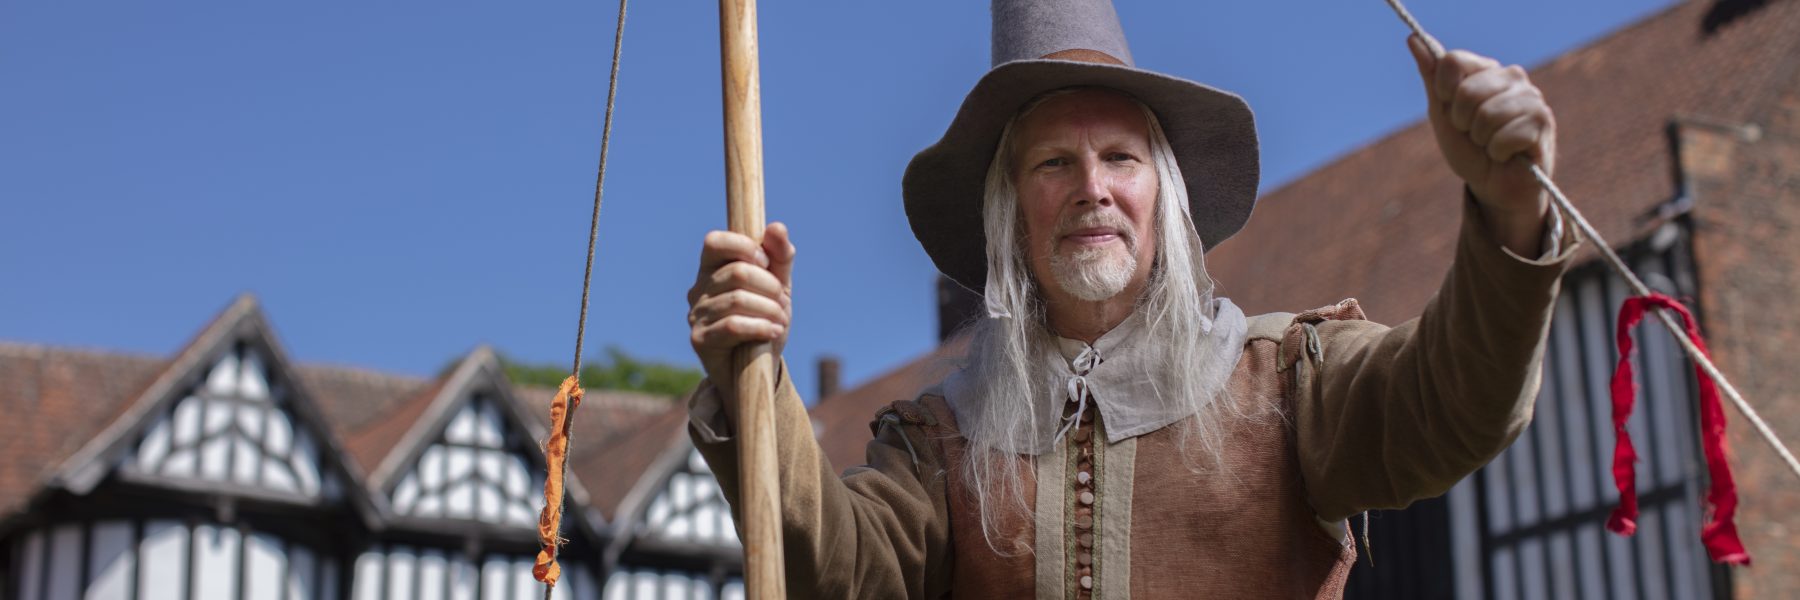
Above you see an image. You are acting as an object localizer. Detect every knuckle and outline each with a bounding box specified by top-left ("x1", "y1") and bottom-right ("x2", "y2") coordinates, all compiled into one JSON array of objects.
[{"x1": 729, "y1": 265, "x2": 756, "y2": 285}]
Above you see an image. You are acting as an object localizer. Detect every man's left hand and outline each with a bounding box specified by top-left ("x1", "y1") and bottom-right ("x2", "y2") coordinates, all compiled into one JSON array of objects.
[{"x1": 1409, "y1": 35, "x2": 1557, "y2": 254}]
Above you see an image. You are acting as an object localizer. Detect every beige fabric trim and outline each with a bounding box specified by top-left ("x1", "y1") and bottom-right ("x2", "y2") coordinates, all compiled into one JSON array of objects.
[
  {"x1": 1035, "y1": 441, "x2": 1068, "y2": 599},
  {"x1": 1097, "y1": 436, "x2": 1136, "y2": 600}
]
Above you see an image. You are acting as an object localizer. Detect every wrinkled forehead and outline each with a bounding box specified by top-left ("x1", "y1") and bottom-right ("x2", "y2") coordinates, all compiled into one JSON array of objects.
[{"x1": 1008, "y1": 87, "x2": 1152, "y2": 154}]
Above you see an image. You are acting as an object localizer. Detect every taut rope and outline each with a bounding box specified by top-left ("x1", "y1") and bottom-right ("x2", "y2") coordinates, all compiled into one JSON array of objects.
[
  {"x1": 1382, "y1": 0, "x2": 1800, "y2": 487},
  {"x1": 1383, "y1": 0, "x2": 1795, "y2": 564},
  {"x1": 536, "y1": 0, "x2": 630, "y2": 597}
]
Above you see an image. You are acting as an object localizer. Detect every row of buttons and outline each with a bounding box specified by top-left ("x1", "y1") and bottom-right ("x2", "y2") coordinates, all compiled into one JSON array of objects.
[{"x1": 1066, "y1": 392, "x2": 1097, "y2": 594}]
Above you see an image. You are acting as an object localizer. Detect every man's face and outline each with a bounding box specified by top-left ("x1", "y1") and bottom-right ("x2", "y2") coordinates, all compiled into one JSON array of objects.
[{"x1": 1010, "y1": 88, "x2": 1159, "y2": 304}]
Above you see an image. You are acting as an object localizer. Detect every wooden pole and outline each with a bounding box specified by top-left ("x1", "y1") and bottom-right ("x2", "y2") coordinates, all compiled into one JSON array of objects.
[{"x1": 719, "y1": 0, "x2": 786, "y2": 598}]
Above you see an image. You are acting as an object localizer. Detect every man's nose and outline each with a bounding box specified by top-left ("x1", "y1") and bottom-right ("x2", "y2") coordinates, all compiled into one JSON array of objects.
[{"x1": 1073, "y1": 160, "x2": 1112, "y2": 207}]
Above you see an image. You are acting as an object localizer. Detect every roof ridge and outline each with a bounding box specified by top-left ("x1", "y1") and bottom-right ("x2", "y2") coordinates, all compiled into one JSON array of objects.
[
  {"x1": 296, "y1": 362, "x2": 431, "y2": 387},
  {"x1": 0, "y1": 341, "x2": 169, "y2": 363}
]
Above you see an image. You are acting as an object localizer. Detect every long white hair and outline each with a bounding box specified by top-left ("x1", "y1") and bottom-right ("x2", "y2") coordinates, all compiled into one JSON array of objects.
[{"x1": 956, "y1": 88, "x2": 1249, "y2": 552}]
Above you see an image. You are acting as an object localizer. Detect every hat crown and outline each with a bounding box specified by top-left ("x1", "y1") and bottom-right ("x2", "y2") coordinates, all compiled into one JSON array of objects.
[{"x1": 992, "y1": 0, "x2": 1135, "y2": 67}]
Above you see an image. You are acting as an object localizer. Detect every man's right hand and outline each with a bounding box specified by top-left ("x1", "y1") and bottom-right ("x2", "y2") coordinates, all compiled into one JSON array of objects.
[{"x1": 686, "y1": 222, "x2": 795, "y2": 420}]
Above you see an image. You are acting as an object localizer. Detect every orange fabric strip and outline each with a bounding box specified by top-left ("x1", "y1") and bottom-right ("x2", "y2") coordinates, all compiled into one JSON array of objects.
[{"x1": 533, "y1": 376, "x2": 583, "y2": 585}]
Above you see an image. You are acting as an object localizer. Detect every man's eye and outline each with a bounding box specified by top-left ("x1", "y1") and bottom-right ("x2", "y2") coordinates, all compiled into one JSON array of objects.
[
  {"x1": 1039, "y1": 158, "x2": 1066, "y2": 168},
  {"x1": 1107, "y1": 152, "x2": 1136, "y2": 162}
]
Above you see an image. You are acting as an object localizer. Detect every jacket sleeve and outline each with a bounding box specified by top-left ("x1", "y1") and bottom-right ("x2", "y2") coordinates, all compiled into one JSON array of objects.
[
  {"x1": 1295, "y1": 194, "x2": 1579, "y2": 521},
  {"x1": 687, "y1": 361, "x2": 953, "y2": 599}
]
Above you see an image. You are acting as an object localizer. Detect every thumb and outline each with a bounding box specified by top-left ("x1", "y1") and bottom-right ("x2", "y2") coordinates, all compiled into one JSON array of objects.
[
  {"x1": 1407, "y1": 35, "x2": 1438, "y2": 101},
  {"x1": 763, "y1": 222, "x2": 796, "y2": 289}
]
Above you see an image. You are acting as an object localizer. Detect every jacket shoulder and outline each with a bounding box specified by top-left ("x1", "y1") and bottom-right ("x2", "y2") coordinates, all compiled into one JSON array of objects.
[{"x1": 1247, "y1": 311, "x2": 1298, "y2": 343}]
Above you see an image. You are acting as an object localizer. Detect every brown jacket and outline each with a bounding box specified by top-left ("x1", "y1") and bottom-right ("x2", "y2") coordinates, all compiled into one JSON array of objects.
[{"x1": 689, "y1": 199, "x2": 1576, "y2": 598}]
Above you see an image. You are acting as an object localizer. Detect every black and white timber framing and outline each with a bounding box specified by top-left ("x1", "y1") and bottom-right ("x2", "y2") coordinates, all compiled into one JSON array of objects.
[{"x1": 0, "y1": 297, "x2": 747, "y2": 600}]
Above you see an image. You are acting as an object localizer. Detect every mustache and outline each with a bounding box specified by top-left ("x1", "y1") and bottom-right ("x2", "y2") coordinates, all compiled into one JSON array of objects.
[{"x1": 1053, "y1": 211, "x2": 1137, "y2": 248}]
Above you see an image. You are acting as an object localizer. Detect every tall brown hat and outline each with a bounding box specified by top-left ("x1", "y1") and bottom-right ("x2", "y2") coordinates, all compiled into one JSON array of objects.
[{"x1": 903, "y1": 0, "x2": 1260, "y2": 291}]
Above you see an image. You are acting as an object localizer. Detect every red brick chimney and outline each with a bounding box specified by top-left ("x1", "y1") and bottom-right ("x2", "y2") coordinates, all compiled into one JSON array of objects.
[{"x1": 816, "y1": 355, "x2": 842, "y2": 401}]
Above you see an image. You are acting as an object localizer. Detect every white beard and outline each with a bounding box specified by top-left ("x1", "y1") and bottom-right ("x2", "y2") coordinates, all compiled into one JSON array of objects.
[{"x1": 1049, "y1": 244, "x2": 1138, "y2": 302}]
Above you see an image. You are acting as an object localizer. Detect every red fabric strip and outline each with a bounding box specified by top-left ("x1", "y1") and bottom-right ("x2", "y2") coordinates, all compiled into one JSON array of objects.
[{"x1": 1607, "y1": 293, "x2": 1749, "y2": 565}]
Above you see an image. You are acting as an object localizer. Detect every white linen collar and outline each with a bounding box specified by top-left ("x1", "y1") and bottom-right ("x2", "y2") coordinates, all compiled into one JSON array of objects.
[{"x1": 944, "y1": 297, "x2": 1248, "y2": 455}]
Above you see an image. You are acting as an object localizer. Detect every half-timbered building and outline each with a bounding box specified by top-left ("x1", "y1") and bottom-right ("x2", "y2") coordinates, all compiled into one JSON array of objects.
[{"x1": 0, "y1": 296, "x2": 745, "y2": 600}]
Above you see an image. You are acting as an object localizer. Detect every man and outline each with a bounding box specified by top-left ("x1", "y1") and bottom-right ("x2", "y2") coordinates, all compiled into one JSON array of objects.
[{"x1": 683, "y1": 0, "x2": 1573, "y2": 597}]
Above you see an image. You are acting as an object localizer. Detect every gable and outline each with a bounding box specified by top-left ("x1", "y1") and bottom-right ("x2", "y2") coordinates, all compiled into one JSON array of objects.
[
  {"x1": 635, "y1": 449, "x2": 736, "y2": 547},
  {"x1": 387, "y1": 389, "x2": 545, "y2": 528},
  {"x1": 124, "y1": 340, "x2": 340, "y2": 501}
]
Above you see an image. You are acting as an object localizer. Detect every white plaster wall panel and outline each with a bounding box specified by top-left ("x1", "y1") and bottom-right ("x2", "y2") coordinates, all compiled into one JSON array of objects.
[
  {"x1": 668, "y1": 475, "x2": 692, "y2": 539},
  {"x1": 721, "y1": 581, "x2": 744, "y2": 600},
  {"x1": 599, "y1": 572, "x2": 626, "y2": 600},
  {"x1": 85, "y1": 521, "x2": 134, "y2": 600},
  {"x1": 139, "y1": 520, "x2": 188, "y2": 600},
  {"x1": 287, "y1": 545, "x2": 316, "y2": 600},
  {"x1": 238, "y1": 403, "x2": 265, "y2": 436},
  {"x1": 16, "y1": 531, "x2": 43, "y2": 600},
  {"x1": 265, "y1": 454, "x2": 300, "y2": 493},
  {"x1": 510, "y1": 558, "x2": 538, "y2": 600},
  {"x1": 660, "y1": 573, "x2": 700, "y2": 600},
  {"x1": 164, "y1": 400, "x2": 202, "y2": 478},
  {"x1": 447, "y1": 448, "x2": 475, "y2": 518},
  {"x1": 267, "y1": 409, "x2": 293, "y2": 455},
  {"x1": 694, "y1": 476, "x2": 719, "y2": 542},
  {"x1": 240, "y1": 350, "x2": 269, "y2": 400},
  {"x1": 138, "y1": 416, "x2": 172, "y2": 469},
  {"x1": 207, "y1": 352, "x2": 239, "y2": 395},
  {"x1": 293, "y1": 433, "x2": 321, "y2": 495},
  {"x1": 232, "y1": 404, "x2": 264, "y2": 485},
  {"x1": 200, "y1": 398, "x2": 232, "y2": 481},
  {"x1": 449, "y1": 557, "x2": 478, "y2": 600},
  {"x1": 353, "y1": 550, "x2": 384, "y2": 600},
  {"x1": 477, "y1": 405, "x2": 503, "y2": 447},
  {"x1": 387, "y1": 547, "x2": 417, "y2": 600},
  {"x1": 504, "y1": 456, "x2": 528, "y2": 499},
  {"x1": 394, "y1": 474, "x2": 421, "y2": 514},
  {"x1": 420, "y1": 447, "x2": 444, "y2": 489},
  {"x1": 45, "y1": 524, "x2": 80, "y2": 600},
  {"x1": 480, "y1": 557, "x2": 509, "y2": 600},
  {"x1": 233, "y1": 437, "x2": 260, "y2": 485},
  {"x1": 192, "y1": 525, "x2": 240, "y2": 600},
  {"x1": 448, "y1": 406, "x2": 476, "y2": 444},
  {"x1": 173, "y1": 397, "x2": 203, "y2": 446},
  {"x1": 478, "y1": 484, "x2": 504, "y2": 524},
  {"x1": 246, "y1": 533, "x2": 284, "y2": 600},
  {"x1": 645, "y1": 498, "x2": 669, "y2": 532},
  {"x1": 417, "y1": 549, "x2": 446, "y2": 600}
]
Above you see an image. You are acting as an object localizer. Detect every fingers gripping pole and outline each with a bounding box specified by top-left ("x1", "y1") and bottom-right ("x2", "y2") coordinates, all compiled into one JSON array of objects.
[
  {"x1": 720, "y1": 0, "x2": 788, "y2": 598},
  {"x1": 1381, "y1": 0, "x2": 1800, "y2": 484}
]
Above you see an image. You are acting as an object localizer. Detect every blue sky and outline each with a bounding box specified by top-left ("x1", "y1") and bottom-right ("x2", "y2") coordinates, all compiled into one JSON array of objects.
[{"x1": 0, "y1": 0, "x2": 1678, "y2": 400}]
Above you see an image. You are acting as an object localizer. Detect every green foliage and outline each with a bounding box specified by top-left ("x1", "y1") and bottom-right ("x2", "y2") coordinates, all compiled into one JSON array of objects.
[{"x1": 497, "y1": 347, "x2": 704, "y2": 398}]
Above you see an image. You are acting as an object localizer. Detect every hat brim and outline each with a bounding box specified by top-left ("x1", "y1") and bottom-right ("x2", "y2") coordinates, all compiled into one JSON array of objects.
[{"x1": 902, "y1": 59, "x2": 1260, "y2": 291}]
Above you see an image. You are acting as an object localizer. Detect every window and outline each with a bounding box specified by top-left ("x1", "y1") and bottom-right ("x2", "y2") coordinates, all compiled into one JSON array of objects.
[{"x1": 1461, "y1": 222, "x2": 1725, "y2": 599}]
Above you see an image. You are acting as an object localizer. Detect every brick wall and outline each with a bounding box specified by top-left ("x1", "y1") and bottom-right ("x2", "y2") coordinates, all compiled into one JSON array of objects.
[{"x1": 1687, "y1": 52, "x2": 1800, "y2": 597}]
